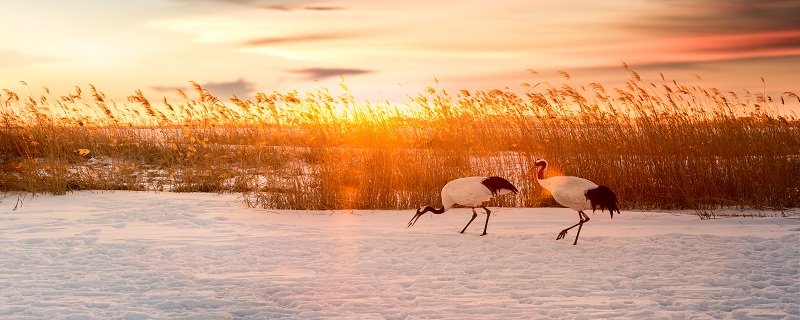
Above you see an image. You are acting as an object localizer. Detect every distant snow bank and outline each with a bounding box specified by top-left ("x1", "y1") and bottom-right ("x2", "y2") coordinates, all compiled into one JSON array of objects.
[{"x1": 1, "y1": 191, "x2": 798, "y2": 319}]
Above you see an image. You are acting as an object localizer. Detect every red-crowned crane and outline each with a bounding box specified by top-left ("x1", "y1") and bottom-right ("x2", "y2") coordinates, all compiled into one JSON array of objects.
[
  {"x1": 533, "y1": 159, "x2": 620, "y2": 245},
  {"x1": 407, "y1": 176, "x2": 518, "y2": 236}
]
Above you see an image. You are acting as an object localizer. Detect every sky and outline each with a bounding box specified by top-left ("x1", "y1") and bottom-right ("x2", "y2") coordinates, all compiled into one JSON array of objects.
[{"x1": 2, "y1": 0, "x2": 799, "y2": 110}]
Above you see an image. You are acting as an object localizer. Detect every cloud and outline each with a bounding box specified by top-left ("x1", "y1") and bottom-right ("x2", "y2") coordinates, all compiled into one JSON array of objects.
[
  {"x1": 202, "y1": 78, "x2": 257, "y2": 97},
  {"x1": 170, "y1": 0, "x2": 289, "y2": 5},
  {"x1": 151, "y1": 78, "x2": 257, "y2": 98},
  {"x1": 629, "y1": 0, "x2": 800, "y2": 35},
  {"x1": 602, "y1": 55, "x2": 800, "y2": 73},
  {"x1": 289, "y1": 67, "x2": 372, "y2": 80},
  {"x1": 170, "y1": 0, "x2": 345, "y2": 11},
  {"x1": 150, "y1": 85, "x2": 185, "y2": 92},
  {"x1": 608, "y1": 1, "x2": 800, "y2": 66},
  {"x1": 244, "y1": 34, "x2": 351, "y2": 46},
  {"x1": 688, "y1": 31, "x2": 800, "y2": 54},
  {"x1": 261, "y1": 4, "x2": 346, "y2": 11},
  {"x1": 300, "y1": 6, "x2": 345, "y2": 11},
  {"x1": 0, "y1": 51, "x2": 58, "y2": 68}
]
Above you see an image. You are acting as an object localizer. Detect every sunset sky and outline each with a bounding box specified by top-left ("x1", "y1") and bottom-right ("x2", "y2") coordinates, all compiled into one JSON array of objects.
[{"x1": 2, "y1": 0, "x2": 799, "y2": 107}]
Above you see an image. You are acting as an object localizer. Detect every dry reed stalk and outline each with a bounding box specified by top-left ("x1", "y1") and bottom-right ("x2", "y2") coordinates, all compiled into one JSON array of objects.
[{"x1": 0, "y1": 72, "x2": 797, "y2": 212}]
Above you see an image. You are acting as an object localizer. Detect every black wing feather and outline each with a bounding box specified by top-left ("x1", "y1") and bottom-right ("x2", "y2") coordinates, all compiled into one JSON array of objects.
[
  {"x1": 585, "y1": 185, "x2": 620, "y2": 217},
  {"x1": 481, "y1": 176, "x2": 519, "y2": 196}
]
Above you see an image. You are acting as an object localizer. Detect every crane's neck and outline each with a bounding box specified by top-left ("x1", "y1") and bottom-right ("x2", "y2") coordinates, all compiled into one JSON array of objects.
[
  {"x1": 536, "y1": 163, "x2": 547, "y2": 180},
  {"x1": 421, "y1": 205, "x2": 446, "y2": 215}
]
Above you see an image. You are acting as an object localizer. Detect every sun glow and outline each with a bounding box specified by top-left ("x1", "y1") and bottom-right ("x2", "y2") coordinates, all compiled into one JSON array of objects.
[{"x1": 63, "y1": 42, "x2": 115, "y2": 65}]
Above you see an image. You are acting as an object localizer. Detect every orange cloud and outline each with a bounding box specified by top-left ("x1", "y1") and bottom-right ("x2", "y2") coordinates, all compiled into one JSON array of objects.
[
  {"x1": 0, "y1": 51, "x2": 58, "y2": 68},
  {"x1": 289, "y1": 68, "x2": 371, "y2": 80},
  {"x1": 647, "y1": 30, "x2": 800, "y2": 64},
  {"x1": 245, "y1": 34, "x2": 353, "y2": 46}
]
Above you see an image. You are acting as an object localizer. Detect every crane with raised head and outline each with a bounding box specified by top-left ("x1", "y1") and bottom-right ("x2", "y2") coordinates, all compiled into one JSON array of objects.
[{"x1": 533, "y1": 159, "x2": 620, "y2": 245}]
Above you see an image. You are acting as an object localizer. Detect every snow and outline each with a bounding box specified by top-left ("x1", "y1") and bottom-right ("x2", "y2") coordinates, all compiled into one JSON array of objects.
[{"x1": 1, "y1": 191, "x2": 798, "y2": 319}]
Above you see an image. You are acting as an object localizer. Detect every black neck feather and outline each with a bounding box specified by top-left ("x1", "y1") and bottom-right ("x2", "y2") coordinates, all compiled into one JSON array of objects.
[
  {"x1": 422, "y1": 206, "x2": 446, "y2": 214},
  {"x1": 535, "y1": 161, "x2": 547, "y2": 180}
]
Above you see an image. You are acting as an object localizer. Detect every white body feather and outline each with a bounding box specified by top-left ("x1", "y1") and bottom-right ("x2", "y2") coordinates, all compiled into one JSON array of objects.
[
  {"x1": 537, "y1": 175, "x2": 597, "y2": 211},
  {"x1": 441, "y1": 176, "x2": 514, "y2": 211},
  {"x1": 533, "y1": 159, "x2": 619, "y2": 245}
]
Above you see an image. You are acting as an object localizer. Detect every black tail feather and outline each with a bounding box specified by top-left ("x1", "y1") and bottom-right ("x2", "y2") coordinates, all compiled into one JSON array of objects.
[
  {"x1": 585, "y1": 185, "x2": 620, "y2": 218},
  {"x1": 482, "y1": 176, "x2": 519, "y2": 196}
]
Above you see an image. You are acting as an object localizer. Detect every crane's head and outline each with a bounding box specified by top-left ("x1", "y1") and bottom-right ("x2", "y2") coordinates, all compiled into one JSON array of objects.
[
  {"x1": 408, "y1": 206, "x2": 428, "y2": 227},
  {"x1": 408, "y1": 205, "x2": 442, "y2": 227},
  {"x1": 533, "y1": 159, "x2": 548, "y2": 180}
]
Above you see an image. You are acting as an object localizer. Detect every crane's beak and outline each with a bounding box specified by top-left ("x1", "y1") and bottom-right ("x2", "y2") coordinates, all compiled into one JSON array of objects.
[{"x1": 407, "y1": 209, "x2": 424, "y2": 227}]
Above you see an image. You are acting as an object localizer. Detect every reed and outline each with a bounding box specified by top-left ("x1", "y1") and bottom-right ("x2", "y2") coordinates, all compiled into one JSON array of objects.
[{"x1": 1, "y1": 69, "x2": 798, "y2": 213}]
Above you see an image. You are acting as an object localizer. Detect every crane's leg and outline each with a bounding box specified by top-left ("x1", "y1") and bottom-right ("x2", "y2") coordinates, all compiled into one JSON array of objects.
[
  {"x1": 572, "y1": 211, "x2": 590, "y2": 245},
  {"x1": 461, "y1": 208, "x2": 478, "y2": 234},
  {"x1": 480, "y1": 206, "x2": 492, "y2": 236},
  {"x1": 557, "y1": 211, "x2": 590, "y2": 245}
]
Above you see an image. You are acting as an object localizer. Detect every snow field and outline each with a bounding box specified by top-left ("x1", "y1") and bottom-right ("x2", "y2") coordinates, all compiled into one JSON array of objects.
[{"x1": 0, "y1": 192, "x2": 798, "y2": 319}]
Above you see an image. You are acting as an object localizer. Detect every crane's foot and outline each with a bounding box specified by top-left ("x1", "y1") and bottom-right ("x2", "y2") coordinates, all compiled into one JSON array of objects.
[
  {"x1": 556, "y1": 216, "x2": 590, "y2": 241},
  {"x1": 480, "y1": 232, "x2": 487, "y2": 236}
]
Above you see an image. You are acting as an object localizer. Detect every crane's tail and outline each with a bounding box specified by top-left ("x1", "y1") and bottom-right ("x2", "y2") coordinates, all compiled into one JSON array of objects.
[
  {"x1": 482, "y1": 176, "x2": 519, "y2": 196},
  {"x1": 586, "y1": 185, "x2": 620, "y2": 219}
]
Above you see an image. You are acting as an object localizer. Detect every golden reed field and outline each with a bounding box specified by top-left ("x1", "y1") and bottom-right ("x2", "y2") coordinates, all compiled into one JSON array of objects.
[{"x1": 2, "y1": 67, "x2": 798, "y2": 216}]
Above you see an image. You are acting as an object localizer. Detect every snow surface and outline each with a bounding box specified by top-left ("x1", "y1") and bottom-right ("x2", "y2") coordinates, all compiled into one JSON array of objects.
[{"x1": 1, "y1": 191, "x2": 798, "y2": 319}]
